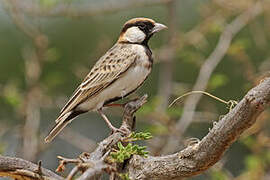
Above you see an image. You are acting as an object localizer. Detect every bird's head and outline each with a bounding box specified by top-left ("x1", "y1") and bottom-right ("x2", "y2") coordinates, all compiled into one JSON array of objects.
[{"x1": 118, "y1": 18, "x2": 167, "y2": 45}]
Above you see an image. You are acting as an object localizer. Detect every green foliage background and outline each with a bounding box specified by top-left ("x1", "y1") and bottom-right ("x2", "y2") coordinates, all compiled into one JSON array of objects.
[{"x1": 0, "y1": 0, "x2": 270, "y2": 179}]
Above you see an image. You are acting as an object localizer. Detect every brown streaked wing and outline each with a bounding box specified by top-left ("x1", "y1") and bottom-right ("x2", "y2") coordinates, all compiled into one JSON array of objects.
[
  {"x1": 80, "y1": 45, "x2": 135, "y2": 90},
  {"x1": 56, "y1": 44, "x2": 137, "y2": 121}
]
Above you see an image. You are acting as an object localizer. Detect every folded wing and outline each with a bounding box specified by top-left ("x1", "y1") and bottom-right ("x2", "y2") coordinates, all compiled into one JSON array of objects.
[{"x1": 56, "y1": 44, "x2": 137, "y2": 122}]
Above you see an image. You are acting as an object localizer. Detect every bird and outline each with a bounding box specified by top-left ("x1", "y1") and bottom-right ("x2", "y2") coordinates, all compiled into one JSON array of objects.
[{"x1": 45, "y1": 17, "x2": 167, "y2": 143}]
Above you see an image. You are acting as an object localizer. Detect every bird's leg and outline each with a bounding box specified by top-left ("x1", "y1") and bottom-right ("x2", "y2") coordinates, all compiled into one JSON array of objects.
[
  {"x1": 97, "y1": 109, "x2": 128, "y2": 134},
  {"x1": 97, "y1": 109, "x2": 117, "y2": 131}
]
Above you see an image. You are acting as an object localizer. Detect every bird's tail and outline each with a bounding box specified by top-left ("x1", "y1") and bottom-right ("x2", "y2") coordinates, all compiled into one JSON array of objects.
[{"x1": 44, "y1": 111, "x2": 80, "y2": 143}]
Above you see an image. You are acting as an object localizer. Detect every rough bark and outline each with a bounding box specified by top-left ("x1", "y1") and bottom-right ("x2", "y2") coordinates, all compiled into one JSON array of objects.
[{"x1": 0, "y1": 155, "x2": 64, "y2": 180}]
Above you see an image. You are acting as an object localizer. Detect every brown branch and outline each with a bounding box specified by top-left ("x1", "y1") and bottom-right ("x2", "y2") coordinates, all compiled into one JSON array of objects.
[
  {"x1": 0, "y1": 155, "x2": 64, "y2": 180},
  {"x1": 126, "y1": 77, "x2": 270, "y2": 179},
  {"x1": 161, "y1": 0, "x2": 265, "y2": 154}
]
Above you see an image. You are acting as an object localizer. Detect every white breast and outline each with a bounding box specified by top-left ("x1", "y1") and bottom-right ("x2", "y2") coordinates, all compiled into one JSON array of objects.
[{"x1": 78, "y1": 44, "x2": 152, "y2": 111}]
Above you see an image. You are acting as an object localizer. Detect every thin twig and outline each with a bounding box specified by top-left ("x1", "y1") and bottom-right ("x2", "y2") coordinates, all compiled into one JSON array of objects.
[{"x1": 56, "y1": 156, "x2": 82, "y2": 172}]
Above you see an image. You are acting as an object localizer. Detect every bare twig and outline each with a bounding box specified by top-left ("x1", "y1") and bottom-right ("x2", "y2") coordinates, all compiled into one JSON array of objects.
[
  {"x1": 162, "y1": 0, "x2": 264, "y2": 154},
  {"x1": 56, "y1": 155, "x2": 82, "y2": 172}
]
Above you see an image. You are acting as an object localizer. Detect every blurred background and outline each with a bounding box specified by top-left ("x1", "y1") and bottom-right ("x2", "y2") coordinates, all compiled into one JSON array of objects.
[{"x1": 0, "y1": 0, "x2": 270, "y2": 179}]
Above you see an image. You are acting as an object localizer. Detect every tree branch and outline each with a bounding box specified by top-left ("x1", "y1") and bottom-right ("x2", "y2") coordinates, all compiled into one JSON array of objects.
[
  {"x1": 126, "y1": 77, "x2": 270, "y2": 179},
  {"x1": 0, "y1": 155, "x2": 64, "y2": 180}
]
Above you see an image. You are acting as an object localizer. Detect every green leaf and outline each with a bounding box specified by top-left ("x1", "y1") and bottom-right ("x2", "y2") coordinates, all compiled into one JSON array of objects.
[
  {"x1": 126, "y1": 132, "x2": 153, "y2": 142},
  {"x1": 109, "y1": 142, "x2": 149, "y2": 163}
]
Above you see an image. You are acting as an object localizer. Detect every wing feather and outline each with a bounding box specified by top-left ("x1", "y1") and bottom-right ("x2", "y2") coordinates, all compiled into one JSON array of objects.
[{"x1": 57, "y1": 44, "x2": 136, "y2": 120}]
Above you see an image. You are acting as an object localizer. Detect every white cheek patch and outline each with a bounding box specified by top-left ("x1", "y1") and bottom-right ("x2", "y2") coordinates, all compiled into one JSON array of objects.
[{"x1": 124, "y1": 27, "x2": 146, "y2": 43}]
